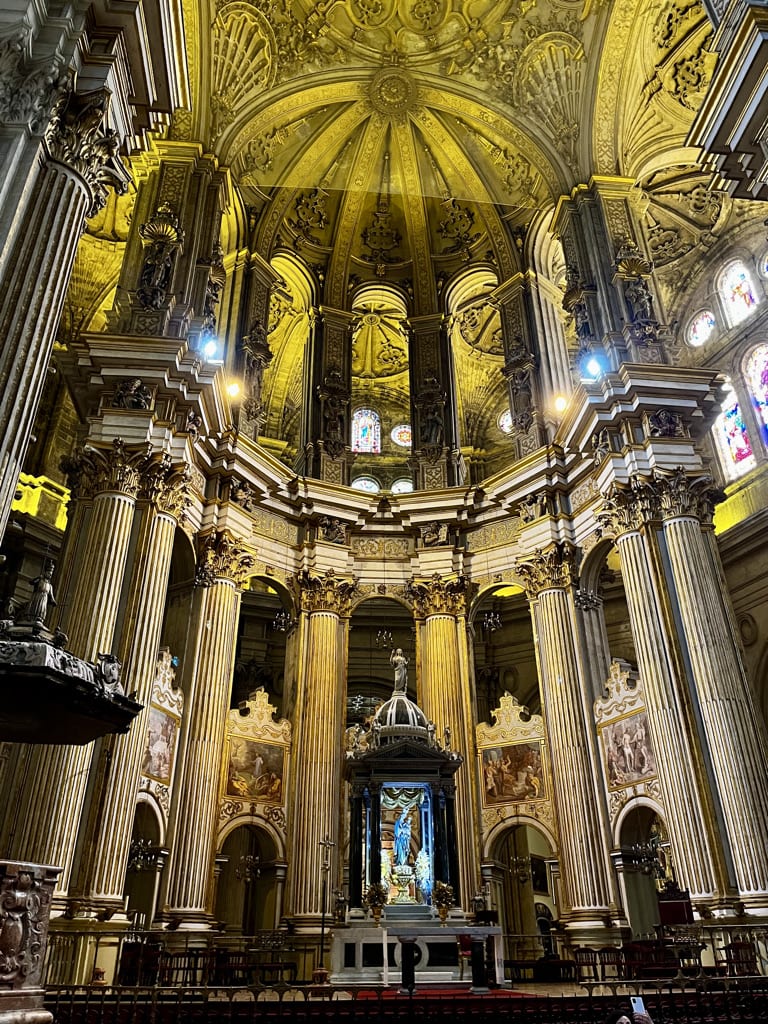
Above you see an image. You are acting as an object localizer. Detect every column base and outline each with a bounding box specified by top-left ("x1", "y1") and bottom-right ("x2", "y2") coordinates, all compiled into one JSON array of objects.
[
  {"x1": 0, "y1": 991, "x2": 52, "y2": 1024},
  {"x1": 160, "y1": 910, "x2": 219, "y2": 931}
]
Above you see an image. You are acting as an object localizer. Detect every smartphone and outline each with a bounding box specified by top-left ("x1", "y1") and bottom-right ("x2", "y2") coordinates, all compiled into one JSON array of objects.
[{"x1": 630, "y1": 996, "x2": 647, "y2": 1016}]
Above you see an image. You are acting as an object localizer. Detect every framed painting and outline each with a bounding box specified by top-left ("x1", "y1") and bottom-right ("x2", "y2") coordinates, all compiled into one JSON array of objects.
[
  {"x1": 481, "y1": 741, "x2": 545, "y2": 805},
  {"x1": 142, "y1": 706, "x2": 179, "y2": 784},
  {"x1": 530, "y1": 855, "x2": 549, "y2": 895},
  {"x1": 600, "y1": 710, "x2": 656, "y2": 790},
  {"x1": 227, "y1": 736, "x2": 285, "y2": 803}
]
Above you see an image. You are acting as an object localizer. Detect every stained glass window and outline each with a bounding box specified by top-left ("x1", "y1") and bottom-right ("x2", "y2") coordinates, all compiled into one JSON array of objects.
[
  {"x1": 391, "y1": 478, "x2": 414, "y2": 494},
  {"x1": 498, "y1": 410, "x2": 513, "y2": 434},
  {"x1": 720, "y1": 261, "x2": 758, "y2": 326},
  {"x1": 714, "y1": 400, "x2": 755, "y2": 478},
  {"x1": 351, "y1": 407, "x2": 381, "y2": 453},
  {"x1": 351, "y1": 475, "x2": 380, "y2": 493},
  {"x1": 746, "y1": 343, "x2": 768, "y2": 437},
  {"x1": 687, "y1": 310, "x2": 716, "y2": 347},
  {"x1": 390, "y1": 424, "x2": 412, "y2": 448}
]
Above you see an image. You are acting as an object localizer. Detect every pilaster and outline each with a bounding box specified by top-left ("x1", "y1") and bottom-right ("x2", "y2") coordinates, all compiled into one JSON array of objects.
[
  {"x1": 516, "y1": 545, "x2": 620, "y2": 936},
  {"x1": 286, "y1": 570, "x2": 355, "y2": 923},
  {"x1": 164, "y1": 532, "x2": 253, "y2": 925},
  {"x1": 406, "y1": 574, "x2": 477, "y2": 905}
]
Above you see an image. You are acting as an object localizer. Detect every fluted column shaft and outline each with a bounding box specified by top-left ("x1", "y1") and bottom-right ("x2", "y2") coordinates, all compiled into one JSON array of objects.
[
  {"x1": 165, "y1": 577, "x2": 242, "y2": 919},
  {"x1": 287, "y1": 609, "x2": 345, "y2": 918},
  {"x1": 532, "y1": 586, "x2": 614, "y2": 916},
  {"x1": 4, "y1": 449, "x2": 141, "y2": 895},
  {"x1": 419, "y1": 613, "x2": 475, "y2": 902},
  {"x1": 613, "y1": 528, "x2": 721, "y2": 898},
  {"x1": 662, "y1": 514, "x2": 768, "y2": 897},
  {"x1": 84, "y1": 497, "x2": 180, "y2": 901}
]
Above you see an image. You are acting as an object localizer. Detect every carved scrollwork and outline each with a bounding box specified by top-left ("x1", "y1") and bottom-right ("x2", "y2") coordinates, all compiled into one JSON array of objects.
[
  {"x1": 195, "y1": 532, "x2": 255, "y2": 588},
  {"x1": 0, "y1": 863, "x2": 58, "y2": 989},
  {"x1": 405, "y1": 573, "x2": 472, "y2": 618},
  {"x1": 296, "y1": 569, "x2": 358, "y2": 615},
  {"x1": 515, "y1": 542, "x2": 577, "y2": 598}
]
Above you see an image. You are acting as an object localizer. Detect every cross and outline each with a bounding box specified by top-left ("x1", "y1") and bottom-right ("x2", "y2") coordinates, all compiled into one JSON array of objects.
[{"x1": 318, "y1": 834, "x2": 335, "y2": 872}]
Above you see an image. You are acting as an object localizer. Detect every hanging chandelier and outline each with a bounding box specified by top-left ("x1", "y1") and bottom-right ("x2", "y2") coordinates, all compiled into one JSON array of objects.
[
  {"x1": 272, "y1": 608, "x2": 295, "y2": 633},
  {"x1": 482, "y1": 610, "x2": 502, "y2": 633}
]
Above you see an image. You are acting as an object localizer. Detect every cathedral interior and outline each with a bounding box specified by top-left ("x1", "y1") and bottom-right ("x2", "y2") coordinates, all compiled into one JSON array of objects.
[{"x1": 1, "y1": 0, "x2": 768, "y2": 994}]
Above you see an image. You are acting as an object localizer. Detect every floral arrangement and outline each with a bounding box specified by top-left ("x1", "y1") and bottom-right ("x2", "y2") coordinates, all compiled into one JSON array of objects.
[
  {"x1": 364, "y1": 881, "x2": 389, "y2": 909},
  {"x1": 432, "y1": 881, "x2": 455, "y2": 910}
]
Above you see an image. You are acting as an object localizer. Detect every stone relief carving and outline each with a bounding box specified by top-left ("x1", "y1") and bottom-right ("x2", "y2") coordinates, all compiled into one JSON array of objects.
[
  {"x1": 211, "y1": 4, "x2": 276, "y2": 140},
  {"x1": 0, "y1": 863, "x2": 58, "y2": 990}
]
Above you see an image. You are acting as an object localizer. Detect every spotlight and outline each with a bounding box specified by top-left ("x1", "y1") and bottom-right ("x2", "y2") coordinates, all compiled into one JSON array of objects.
[
  {"x1": 554, "y1": 395, "x2": 567, "y2": 414},
  {"x1": 227, "y1": 382, "x2": 241, "y2": 398},
  {"x1": 585, "y1": 357, "x2": 602, "y2": 378},
  {"x1": 203, "y1": 338, "x2": 218, "y2": 360}
]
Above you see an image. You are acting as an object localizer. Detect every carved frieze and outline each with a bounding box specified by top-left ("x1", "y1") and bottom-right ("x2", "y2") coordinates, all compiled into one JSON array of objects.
[
  {"x1": 195, "y1": 531, "x2": 255, "y2": 588},
  {"x1": 515, "y1": 543, "x2": 577, "y2": 598},
  {"x1": 296, "y1": 569, "x2": 358, "y2": 615},
  {"x1": 406, "y1": 574, "x2": 472, "y2": 618}
]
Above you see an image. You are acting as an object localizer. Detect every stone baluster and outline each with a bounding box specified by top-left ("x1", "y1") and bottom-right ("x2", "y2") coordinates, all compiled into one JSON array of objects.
[
  {"x1": 2, "y1": 440, "x2": 146, "y2": 898},
  {"x1": 653, "y1": 470, "x2": 768, "y2": 905},
  {"x1": 517, "y1": 545, "x2": 619, "y2": 936},
  {"x1": 0, "y1": 83, "x2": 130, "y2": 537},
  {"x1": 600, "y1": 484, "x2": 724, "y2": 900},
  {"x1": 285, "y1": 570, "x2": 355, "y2": 923},
  {"x1": 406, "y1": 574, "x2": 478, "y2": 904},
  {"x1": 77, "y1": 461, "x2": 190, "y2": 909},
  {"x1": 163, "y1": 532, "x2": 253, "y2": 925}
]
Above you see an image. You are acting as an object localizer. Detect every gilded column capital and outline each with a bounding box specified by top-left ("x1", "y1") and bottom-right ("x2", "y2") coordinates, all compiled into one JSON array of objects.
[
  {"x1": 139, "y1": 456, "x2": 191, "y2": 522},
  {"x1": 515, "y1": 543, "x2": 577, "y2": 599},
  {"x1": 296, "y1": 569, "x2": 358, "y2": 615},
  {"x1": 600, "y1": 468, "x2": 723, "y2": 534},
  {"x1": 43, "y1": 78, "x2": 131, "y2": 217},
  {"x1": 405, "y1": 574, "x2": 472, "y2": 618},
  {"x1": 194, "y1": 531, "x2": 255, "y2": 588},
  {"x1": 60, "y1": 439, "x2": 151, "y2": 499}
]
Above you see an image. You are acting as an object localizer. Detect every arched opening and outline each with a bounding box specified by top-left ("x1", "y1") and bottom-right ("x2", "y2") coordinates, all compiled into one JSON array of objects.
[
  {"x1": 617, "y1": 805, "x2": 671, "y2": 938},
  {"x1": 347, "y1": 596, "x2": 414, "y2": 727},
  {"x1": 215, "y1": 824, "x2": 280, "y2": 934},
  {"x1": 124, "y1": 800, "x2": 164, "y2": 930},
  {"x1": 471, "y1": 583, "x2": 538, "y2": 725},
  {"x1": 489, "y1": 823, "x2": 557, "y2": 964},
  {"x1": 235, "y1": 575, "x2": 296, "y2": 718}
]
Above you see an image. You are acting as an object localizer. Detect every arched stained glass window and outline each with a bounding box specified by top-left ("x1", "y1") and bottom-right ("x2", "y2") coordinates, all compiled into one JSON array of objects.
[
  {"x1": 720, "y1": 261, "x2": 759, "y2": 326},
  {"x1": 687, "y1": 310, "x2": 716, "y2": 347},
  {"x1": 714, "y1": 400, "x2": 755, "y2": 478},
  {"x1": 746, "y1": 343, "x2": 768, "y2": 438},
  {"x1": 351, "y1": 407, "x2": 381, "y2": 453},
  {"x1": 391, "y1": 478, "x2": 414, "y2": 494}
]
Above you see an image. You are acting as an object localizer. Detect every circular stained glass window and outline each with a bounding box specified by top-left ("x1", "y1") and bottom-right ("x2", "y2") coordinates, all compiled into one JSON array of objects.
[
  {"x1": 498, "y1": 409, "x2": 513, "y2": 434},
  {"x1": 687, "y1": 310, "x2": 716, "y2": 347},
  {"x1": 351, "y1": 476, "x2": 380, "y2": 493},
  {"x1": 391, "y1": 424, "x2": 412, "y2": 447},
  {"x1": 391, "y1": 478, "x2": 414, "y2": 494}
]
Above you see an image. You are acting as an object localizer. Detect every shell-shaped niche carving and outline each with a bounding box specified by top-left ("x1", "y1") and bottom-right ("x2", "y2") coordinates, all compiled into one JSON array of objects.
[
  {"x1": 513, "y1": 32, "x2": 584, "y2": 164},
  {"x1": 212, "y1": 3, "x2": 276, "y2": 139}
]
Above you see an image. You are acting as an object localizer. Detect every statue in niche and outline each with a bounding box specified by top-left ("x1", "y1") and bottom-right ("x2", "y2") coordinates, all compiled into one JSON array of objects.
[
  {"x1": 113, "y1": 378, "x2": 152, "y2": 410},
  {"x1": 390, "y1": 648, "x2": 409, "y2": 692},
  {"x1": 625, "y1": 277, "x2": 654, "y2": 322},
  {"x1": 420, "y1": 402, "x2": 443, "y2": 446},
  {"x1": 420, "y1": 521, "x2": 448, "y2": 547},
  {"x1": 319, "y1": 516, "x2": 346, "y2": 544},
  {"x1": 393, "y1": 808, "x2": 412, "y2": 866},
  {"x1": 25, "y1": 560, "x2": 56, "y2": 629}
]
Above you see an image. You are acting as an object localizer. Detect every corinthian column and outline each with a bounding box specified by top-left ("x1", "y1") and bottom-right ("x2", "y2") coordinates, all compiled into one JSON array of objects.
[
  {"x1": 2, "y1": 439, "x2": 145, "y2": 899},
  {"x1": 517, "y1": 546, "x2": 619, "y2": 938},
  {"x1": 0, "y1": 82, "x2": 130, "y2": 537},
  {"x1": 77, "y1": 461, "x2": 190, "y2": 909},
  {"x1": 286, "y1": 570, "x2": 356, "y2": 924},
  {"x1": 600, "y1": 485, "x2": 724, "y2": 901},
  {"x1": 164, "y1": 533, "x2": 253, "y2": 926},
  {"x1": 653, "y1": 469, "x2": 768, "y2": 907},
  {"x1": 406, "y1": 574, "x2": 478, "y2": 905}
]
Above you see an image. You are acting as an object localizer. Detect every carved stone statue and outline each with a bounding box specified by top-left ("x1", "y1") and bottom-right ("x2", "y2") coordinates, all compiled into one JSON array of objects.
[
  {"x1": 113, "y1": 378, "x2": 152, "y2": 410},
  {"x1": 319, "y1": 516, "x2": 346, "y2": 544},
  {"x1": 420, "y1": 521, "x2": 448, "y2": 547},
  {"x1": 390, "y1": 648, "x2": 408, "y2": 692},
  {"x1": 25, "y1": 560, "x2": 56, "y2": 628},
  {"x1": 95, "y1": 653, "x2": 123, "y2": 695},
  {"x1": 625, "y1": 277, "x2": 654, "y2": 322}
]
